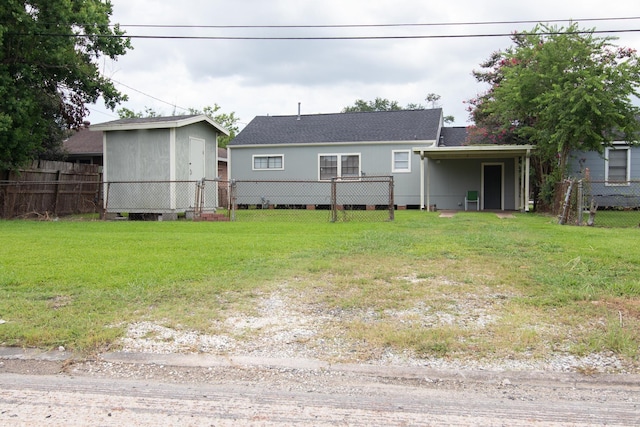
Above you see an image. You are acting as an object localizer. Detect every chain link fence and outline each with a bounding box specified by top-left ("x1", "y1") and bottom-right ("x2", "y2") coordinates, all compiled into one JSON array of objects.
[
  {"x1": 3, "y1": 176, "x2": 394, "y2": 222},
  {"x1": 229, "y1": 176, "x2": 394, "y2": 222},
  {"x1": 557, "y1": 179, "x2": 640, "y2": 227}
]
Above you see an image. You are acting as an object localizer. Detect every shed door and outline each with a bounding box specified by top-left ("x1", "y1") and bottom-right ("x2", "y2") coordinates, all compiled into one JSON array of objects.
[
  {"x1": 189, "y1": 137, "x2": 205, "y2": 180},
  {"x1": 189, "y1": 137, "x2": 205, "y2": 207}
]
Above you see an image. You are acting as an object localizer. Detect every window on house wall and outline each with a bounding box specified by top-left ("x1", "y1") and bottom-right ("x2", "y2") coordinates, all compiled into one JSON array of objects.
[
  {"x1": 392, "y1": 150, "x2": 411, "y2": 173},
  {"x1": 605, "y1": 147, "x2": 630, "y2": 185},
  {"x1": 341, "y1": 155, "x2": 360, "y2": 177},
  {"x1": 319, "y1": 154, "x2": 360, "y2": 180},
  {"x1": 253, "y1": 155, "x2": 284, "y2": 170}
]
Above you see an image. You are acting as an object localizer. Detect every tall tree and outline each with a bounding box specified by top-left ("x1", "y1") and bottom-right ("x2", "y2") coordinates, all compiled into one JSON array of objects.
[
  {"x1": 342, "y1": 97, "x2": 403, "y2": 112},
  {"x1": 343, "y1": 96, "x2": 454, "y2": 123},
  {"x1": 0, "y1": 0, "x2": 131, "y2": 169},
  {"x1": 467, "y1": 23, "x2": 640, "y2": 205},
  {"x1": 188, "y1": 105, "x2": 240, "y2": 148}
]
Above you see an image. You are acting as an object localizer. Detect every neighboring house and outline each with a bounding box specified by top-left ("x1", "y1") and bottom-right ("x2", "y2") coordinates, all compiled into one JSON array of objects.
[
  {"x1": 63, "y1": 125, "x2": 104, "y2": 165},
  {"x1": 569, "y1": 142, "x2": 640, "y2": 208},
  {"x1": 228, "y1": 109, "x2": 534, "y2": 211},
  {"x1": 91, "y1": 115, "x2": 228, "y2": 219},
  {"x1": 217, "y1": 146, "x2": 230, "y2": 208}
]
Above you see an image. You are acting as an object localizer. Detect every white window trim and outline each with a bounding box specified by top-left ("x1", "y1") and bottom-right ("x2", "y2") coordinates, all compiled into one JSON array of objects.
[
  {"x1": 392, "y1": 149, "x2": 411, "y2": 173},
  {"x1": 604, "y1": 145, "x2": 630, "y2": 186},
  {"x1": 318, "y1": 153, "x2": 361, "y2": 181},
  {"x1": 252, "y1": 154, "x2": 284, "y2": 171}
]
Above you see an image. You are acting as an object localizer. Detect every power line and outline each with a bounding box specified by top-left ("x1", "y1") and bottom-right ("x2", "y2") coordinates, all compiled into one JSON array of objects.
[
  {"x1": 115, "y1": 16, "x2": 640, "y2": 29},
  {"x1": 109, "y1": 79, "x2": 190, "y2": 112},
  {"x1": 19, "y1": 28, "x2": 640, "y2": 40}
]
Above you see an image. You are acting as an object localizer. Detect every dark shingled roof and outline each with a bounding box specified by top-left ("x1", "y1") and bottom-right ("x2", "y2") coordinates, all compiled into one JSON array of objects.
[
  {"x1": 229, "y1": 109, "x2": 443, "y2": 146},
  {"x1": 63, "y1": 128, "x2": 103, "y2": 155},
  {"x1": 439, "y1": 127, "x2": 469, "y2": 147}
]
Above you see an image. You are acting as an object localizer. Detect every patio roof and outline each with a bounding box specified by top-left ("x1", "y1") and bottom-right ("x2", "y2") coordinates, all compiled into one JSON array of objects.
[{"x1": 413, "y1": 144, "x2": 535, "y2": 159}]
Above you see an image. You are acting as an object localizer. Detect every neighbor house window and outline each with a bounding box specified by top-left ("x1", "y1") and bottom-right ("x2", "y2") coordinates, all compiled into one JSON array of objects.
[
  {"x1": 392, "y1": 150, "x2": 411, "y2": 173},
  {"x1": 253, "y1": 154, "x2": 284, "y2": 170},
  {"x1": 605, "y1": 147, "x2": 630, "y2": 185},
  {"x1": 319, "y1": 153, "x2": 360, "y2": 180}
]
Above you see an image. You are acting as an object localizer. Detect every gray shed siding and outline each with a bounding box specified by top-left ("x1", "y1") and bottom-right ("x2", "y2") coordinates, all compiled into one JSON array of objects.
[
  {"x1": 229, "y1": 142, "x2": 424, "y2": 206},
  {"x1": 105, "y1": 129, "x2": 171, "y2": 181}
]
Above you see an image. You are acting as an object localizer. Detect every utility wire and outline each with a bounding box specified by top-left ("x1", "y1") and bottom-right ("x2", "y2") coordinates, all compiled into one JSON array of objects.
[
  {"x1": 115, "y1": 16, "x2": 640, "y2": 29},
  {"x1": 19, "y1": 28, "x2": 640, "y2": 40},
  {"x1": 109, "y1": 78, "x2": 190, "y2": 112}
]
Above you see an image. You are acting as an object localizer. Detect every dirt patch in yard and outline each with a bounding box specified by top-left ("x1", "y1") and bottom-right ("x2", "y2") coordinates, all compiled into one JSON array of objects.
[{"x1": 116, "y1": 275, "x2": 639, "y2": 374}]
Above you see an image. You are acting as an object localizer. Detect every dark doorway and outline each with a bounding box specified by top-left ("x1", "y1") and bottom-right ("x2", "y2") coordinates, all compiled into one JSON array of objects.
[{"x1": 483, "y1": 164, "x2": 503, "y2": 210}]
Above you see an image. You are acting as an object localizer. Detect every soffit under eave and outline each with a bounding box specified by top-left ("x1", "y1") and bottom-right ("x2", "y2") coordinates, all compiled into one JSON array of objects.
[{"x1": 413, "y1": 146, "x2": 534, "y2": 160}]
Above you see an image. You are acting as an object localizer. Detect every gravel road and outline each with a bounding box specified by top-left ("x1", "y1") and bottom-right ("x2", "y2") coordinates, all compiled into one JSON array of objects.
[{"x1": 1, "y1": 349, "x2": 640, "y2": 426}]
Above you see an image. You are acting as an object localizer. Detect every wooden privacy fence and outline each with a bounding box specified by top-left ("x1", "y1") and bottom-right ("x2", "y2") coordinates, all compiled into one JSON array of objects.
[{"x1": 0, "y1": 160, "x2": 102, "y2": 218}]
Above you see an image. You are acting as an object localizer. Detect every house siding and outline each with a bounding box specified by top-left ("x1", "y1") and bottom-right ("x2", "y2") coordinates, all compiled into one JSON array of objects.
[
  {"x1": 569, "y1": 145, "x2": 639, "y2": 208},
  {"x1": 230, "y1": 147, "x2": 522, "y2": 210},
  {"x1": 570, "y1": 145, "x2": 640, "y2": 181},
  {"x1": 230, "y1": 142, "x2": 425, "y2": 206}
]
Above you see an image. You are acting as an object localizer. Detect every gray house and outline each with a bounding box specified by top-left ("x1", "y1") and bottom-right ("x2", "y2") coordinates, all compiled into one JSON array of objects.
[
  {"x1": 228, "y1": 109, "x2": 534, "y2": 211},
  {"x1": 91, "y1": 115, "x2": 228, "y2": 219},
  {"x1": 569, "y1": 142, "x2": 640, "y2": 208}
]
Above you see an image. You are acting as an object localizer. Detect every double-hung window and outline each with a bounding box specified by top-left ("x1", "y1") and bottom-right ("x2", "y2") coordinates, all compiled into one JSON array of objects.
[
  {"x1": 605, "y1": 146, "x2": 630, "y2": 185},
  {"x1": 392, "y1": 150, "x2": 411, "y2": 173},
  {"x1": 319, "y1": 153, "x2": 360, "y2": 180},
  {"x1": 253, "y1": 154, "x2": 284, "y2": 170}
]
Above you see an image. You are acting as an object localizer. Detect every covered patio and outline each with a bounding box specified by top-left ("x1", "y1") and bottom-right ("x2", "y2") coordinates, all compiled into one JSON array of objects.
[{"x1": 412, "y1": 145, "x2": 535, "y2": 212}]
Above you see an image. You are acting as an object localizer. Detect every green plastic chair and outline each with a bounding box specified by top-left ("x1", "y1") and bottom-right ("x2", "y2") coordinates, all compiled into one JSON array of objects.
[{"x1": 465, "y1": 190, "x2": 479, "y2": 211}]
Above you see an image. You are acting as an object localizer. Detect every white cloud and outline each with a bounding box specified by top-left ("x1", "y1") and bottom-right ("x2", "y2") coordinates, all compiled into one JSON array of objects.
[{"x1": 88, "y1": 0, "x2": 640, "y2": 129}]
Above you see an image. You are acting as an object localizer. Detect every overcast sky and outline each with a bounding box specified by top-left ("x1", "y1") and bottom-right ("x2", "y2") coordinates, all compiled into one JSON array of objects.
[{"x1": 88, "y1": 0, "x2": 640, "y2": 130}]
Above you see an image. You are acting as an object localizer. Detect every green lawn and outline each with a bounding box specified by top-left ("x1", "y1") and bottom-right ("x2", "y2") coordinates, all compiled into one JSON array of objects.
[{"x1": 1, "y1": 212, "x2": 639, "y2": 363}]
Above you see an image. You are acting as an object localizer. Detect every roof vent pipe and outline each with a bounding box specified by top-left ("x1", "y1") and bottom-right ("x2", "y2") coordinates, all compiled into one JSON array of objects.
[{"x1": 297, "y1": 102, "x2": 301, "y2": 120}]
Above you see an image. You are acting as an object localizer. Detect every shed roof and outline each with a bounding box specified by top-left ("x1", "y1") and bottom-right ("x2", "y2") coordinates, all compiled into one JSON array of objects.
[
  {"x1": 229, "y1": 109, "x2": 443, "y2": 146},
  {"x1": 90, "y1": 114, "x2": 229, "y2": 136}
]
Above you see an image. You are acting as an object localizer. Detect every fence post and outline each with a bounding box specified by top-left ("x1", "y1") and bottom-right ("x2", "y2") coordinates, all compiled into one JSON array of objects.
[
  {"x1": 52, "y1": 169, "x2": 61, "y2": 215},
  {"x1": 576, "y1": 179, "x2": 583, "y2": 226},
  {"x1": 330, "y1": 178, "x2": 337, "y2": 223},
  {"x1": 388, "y1": 176, "x2": 395, "y2": 221},
  {"x1": 104, "y1": 182, "x2": 111, "y2": 218},
  {"x1": 229, "y1": 179, "x2": 236, "y2": 221}
]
